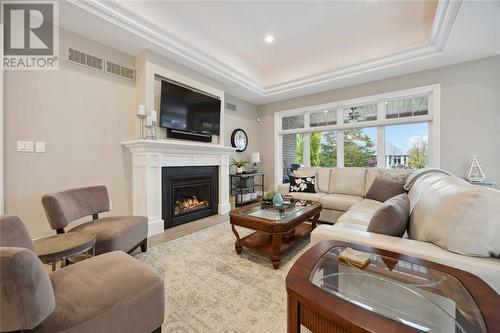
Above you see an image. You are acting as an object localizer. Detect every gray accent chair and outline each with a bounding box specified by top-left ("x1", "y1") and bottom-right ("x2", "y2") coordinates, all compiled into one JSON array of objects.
[
  {"x1": 41, "y1": 186, "x2": 148, "y2": 255},
  {"x1": 0, "y1": 215, "x2": 164, "y2": 333}
]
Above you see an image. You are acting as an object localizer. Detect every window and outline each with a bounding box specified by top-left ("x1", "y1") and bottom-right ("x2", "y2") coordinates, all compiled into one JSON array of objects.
[
  {"x1": 344, "y1": 103, "x2": 377, "y2": 124},
  {"x1": 386, "y1": 96, "x2": 428, "y2": 119},
  {"x1": 385, "y1": 123, "x2": 429, "y2": 169},
  {"x1": 282, "y1": 115, "x2": 304, "y2": 130},
  {"x1": 275, "y1": 85, "x2": 439, "y2": 186},
  {"x1": 281, "y1": 133, "x2": 303, "y2": 183},
  {"x1": 313, "y1": 131, "x2": 337, "y2": 167},
  {"x1": 344, "y1": 128, "x2": 377, "y2": 167},
  {"x1": 310, "y1": 110, "x2": 337, "y2": 127}
]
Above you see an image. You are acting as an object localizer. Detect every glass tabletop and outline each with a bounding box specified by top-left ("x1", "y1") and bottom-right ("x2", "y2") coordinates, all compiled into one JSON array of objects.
[
  {"x1": 238, "y1": 201, "x2": 314, "y2": 222},
  {"x1": 310, "y1": 247, "x2": 486, "y2": 333}
]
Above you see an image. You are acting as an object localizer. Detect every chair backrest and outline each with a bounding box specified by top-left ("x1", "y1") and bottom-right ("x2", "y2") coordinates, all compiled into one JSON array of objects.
[
  {"x1": 41, "y1": 185, "x2": 110, "y2": 230},
  {"x1": 0, "y1": 215, "x2": 35, "y2": 251},
  {"x1": 0, "y1": 216, "x2": 55, "y2": 331}
]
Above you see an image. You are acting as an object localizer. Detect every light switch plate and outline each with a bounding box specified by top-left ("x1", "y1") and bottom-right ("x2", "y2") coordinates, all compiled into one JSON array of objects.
[
  {"x1": 17, "y1": 141, "x2": 34, "y2": 152},
  {"x1": 35, "y1": 141, "x2": 46, "y2": 153}
]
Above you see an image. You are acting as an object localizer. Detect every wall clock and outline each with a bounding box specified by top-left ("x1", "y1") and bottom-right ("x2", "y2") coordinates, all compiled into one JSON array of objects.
[{"x1": 231, "y1": 128, "x2": 248, "y2": 152}]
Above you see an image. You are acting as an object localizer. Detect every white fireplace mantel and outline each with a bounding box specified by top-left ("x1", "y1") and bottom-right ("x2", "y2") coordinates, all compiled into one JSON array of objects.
[{"x1": 122, "y1": 139, "x2": 235, "y2": 236}]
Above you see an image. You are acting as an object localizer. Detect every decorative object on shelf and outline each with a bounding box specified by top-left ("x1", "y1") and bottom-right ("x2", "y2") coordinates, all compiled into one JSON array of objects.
[
  {"x1": 136, "y1": 105, "x2": 147, "y2": 140},
  {"x1": 466, "y1": 155, "x2": 486, "y2": 182},
  {"x1": 272, "y1": 192, "x2": 284, "y2": 207},
  {"x1": 231, "y1": 128, "x2": 248, "y2": 152},
  {"x1": 230, "y1": 159, "x2": 248, "y2": 174},
  {"x1": 251, "y1": 152, "x2": 260, "y2": 172}
]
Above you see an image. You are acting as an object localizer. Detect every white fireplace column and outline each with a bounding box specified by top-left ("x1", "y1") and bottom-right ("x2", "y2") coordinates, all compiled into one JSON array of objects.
[{"x1": 122, "y1": 140, "x2": 235, "y2": 236}]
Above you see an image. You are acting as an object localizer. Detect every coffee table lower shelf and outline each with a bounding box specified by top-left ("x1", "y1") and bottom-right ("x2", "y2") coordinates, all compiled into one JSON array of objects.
[
  {"x1": 241, "y1": 223, "x2": 313, "y2": 254},
  {"x1": 236, "y1": 223, "x2": 313, "y2": 269}
]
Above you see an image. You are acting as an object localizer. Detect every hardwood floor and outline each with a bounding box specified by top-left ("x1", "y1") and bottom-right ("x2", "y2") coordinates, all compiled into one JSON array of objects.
[{"x1": 148, "y1": 213, "x2": 228, "y2": 247}]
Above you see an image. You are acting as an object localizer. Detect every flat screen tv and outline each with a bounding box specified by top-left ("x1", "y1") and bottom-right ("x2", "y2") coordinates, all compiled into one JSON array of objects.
[{"x1": 159, "y1": 80, "x2": 221, "y2": 136}]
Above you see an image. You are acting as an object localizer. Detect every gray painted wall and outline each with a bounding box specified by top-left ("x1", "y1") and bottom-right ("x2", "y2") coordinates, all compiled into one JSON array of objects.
[{"x1": 258, "y1": 56, "x2": 500, "y2": 190}]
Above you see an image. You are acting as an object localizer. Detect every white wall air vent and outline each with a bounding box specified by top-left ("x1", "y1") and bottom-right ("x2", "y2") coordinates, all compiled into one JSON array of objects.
[
  {"x1": 67, "y1": 48, "x2": 104, "y2": 71},
  {"x1": 226, "y1": 102, "x2": 237, "y2": 112},
  {"x1": 105, "y1": 60, "x2": 135, "y2": 81},
  {"x1": 66, "y1": 47, "x2": 135, "y2": 82}
]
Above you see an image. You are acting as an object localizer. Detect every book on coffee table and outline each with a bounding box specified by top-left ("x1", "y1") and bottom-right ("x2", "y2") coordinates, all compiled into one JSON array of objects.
[{"x1": 338, "y1": 247, "x2": 371, "y2": 268}]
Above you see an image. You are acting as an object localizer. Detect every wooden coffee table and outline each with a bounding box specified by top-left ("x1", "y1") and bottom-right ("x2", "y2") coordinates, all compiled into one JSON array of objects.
[
  {"x1": 229, "y1": 201, "x2": 321, "y2": 269},
  {"x1": 286, "y1": 240, "x2": 500, "y2": 333}
]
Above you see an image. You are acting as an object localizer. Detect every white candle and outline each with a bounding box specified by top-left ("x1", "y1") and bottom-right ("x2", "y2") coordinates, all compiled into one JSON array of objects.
[
  {"x1": 150, "y1": 110, "x2": 157, "y2": 122},
  {"x1": 146, "y1": 116, "x2": 153, "y2": 126},
  {"x1": 137, "y1": 105, "x2": 146, "y2": 116}
]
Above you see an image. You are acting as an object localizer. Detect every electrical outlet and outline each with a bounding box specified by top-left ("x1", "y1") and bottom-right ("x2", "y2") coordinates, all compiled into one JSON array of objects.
[
  {"x1": 35, "y1": 141, "x2": 46, "y2": 153},
  {"x1": 17, "y1": 141, "x2": 34, "y2": 152}
]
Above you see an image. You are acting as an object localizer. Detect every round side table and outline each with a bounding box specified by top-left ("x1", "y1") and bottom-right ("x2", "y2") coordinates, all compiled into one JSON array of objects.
[{"x1": 33, "y1": 232, "x2": 96, "y2": 271}]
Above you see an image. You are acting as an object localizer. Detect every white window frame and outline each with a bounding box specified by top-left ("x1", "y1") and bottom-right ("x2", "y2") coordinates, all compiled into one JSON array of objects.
[{"x1": 274, "y1": 84, "x2": 440, "y2": 188}]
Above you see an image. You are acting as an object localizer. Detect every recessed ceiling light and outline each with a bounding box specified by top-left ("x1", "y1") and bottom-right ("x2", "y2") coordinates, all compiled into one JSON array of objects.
[{"x1": 265, "y1": 35, "x2": 274, "y2": 44}]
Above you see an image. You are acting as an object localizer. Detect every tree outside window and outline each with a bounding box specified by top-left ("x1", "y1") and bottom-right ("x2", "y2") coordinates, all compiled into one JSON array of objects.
[{"x1": 344, "y1": 128, "x2": 377, "y2": 167}]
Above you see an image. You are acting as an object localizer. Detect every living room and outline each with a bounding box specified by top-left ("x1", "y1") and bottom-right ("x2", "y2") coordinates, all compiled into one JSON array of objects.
[{"x1": 1, "y1": 1, "x2": 499, "y2": 332}]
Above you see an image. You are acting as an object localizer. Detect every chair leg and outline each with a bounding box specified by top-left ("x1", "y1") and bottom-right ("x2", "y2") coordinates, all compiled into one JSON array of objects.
[
  {"x1": 140, "y1": 238, "x2": 148, "y2": 252},
  {"x1": 152, "y1": 326, "x2": 162, "y2": 333}
]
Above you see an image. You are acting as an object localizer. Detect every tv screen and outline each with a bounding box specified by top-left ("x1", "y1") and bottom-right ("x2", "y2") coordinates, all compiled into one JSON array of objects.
[{"x1": 159, "y1": 80, "x2": 221, "y2": 136}]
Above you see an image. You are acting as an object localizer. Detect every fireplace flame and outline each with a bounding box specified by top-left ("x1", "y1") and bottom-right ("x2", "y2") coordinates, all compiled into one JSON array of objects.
[{"x1": 175, "y1": 196, "x2": 209, "y2": 215}]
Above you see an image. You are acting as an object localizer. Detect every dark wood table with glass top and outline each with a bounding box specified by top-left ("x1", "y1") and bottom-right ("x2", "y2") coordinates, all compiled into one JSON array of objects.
[
  {"x1": 33, "y1": 232, "x2": 96, "y2": 271},
  {"x1": 286, "y1": 240, "x2": 500, "y2": 333},
  {"x1": 229, "y1": 201, "x2": 321, "y2": 269}
]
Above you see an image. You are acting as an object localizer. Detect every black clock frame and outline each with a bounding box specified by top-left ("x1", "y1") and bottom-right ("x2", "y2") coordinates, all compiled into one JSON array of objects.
[{"x1": 231, "y1": 128, "x2": 248, "y2": 152}]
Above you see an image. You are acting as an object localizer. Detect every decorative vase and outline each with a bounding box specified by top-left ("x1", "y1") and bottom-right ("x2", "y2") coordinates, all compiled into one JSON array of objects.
[
  {"x1": 272, "y1": 193, "x2": 283, "y2": 207},
  {"x1": 236, "y1": 167, "x2": 243, "y2": 174}
]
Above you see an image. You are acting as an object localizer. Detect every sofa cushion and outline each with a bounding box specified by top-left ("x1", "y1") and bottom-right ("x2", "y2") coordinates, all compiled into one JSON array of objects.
[
  {"x1": 409, "y1": 173, "x2": 500, "y2": 258},
  {"x1": 365, "y1": 177, "x2": 406, "y2": 202},
  {"x1": 329, "y1": 167, "x2": 366, "y2": 196},
  {"x1": 368, "y1": 194, "x2": 410, "y2": 237},
  {"x1": 287, "y1": 192, "x2": 325, "y2": 202},
  {"x1": 336, "y1": 199, "x2": 384, "y2": 231},
  {"x1": 35, "y1": 251, "x2": 164, "y2": 333},
  {"x1": 289, "y1": 175, "x2": 316, "y2": 193},
  {"x1": 319, "y1": 194, "x2": 363, "y2": 211},
  {"x1": 68, "y1": 216, "x2": 147, "y2": 255}
]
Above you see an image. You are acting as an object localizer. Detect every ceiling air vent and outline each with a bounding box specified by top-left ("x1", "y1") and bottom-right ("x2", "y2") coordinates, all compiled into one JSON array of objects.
[
  {"x1": 106, "y1": 60, "x2": 136, "y2": 82},
  {"x1": 226, "y1": 102, "x2": 237, "y2": 112},
  {"x1": 66, "y1": 47, "x2": 135, "y2": 82}
]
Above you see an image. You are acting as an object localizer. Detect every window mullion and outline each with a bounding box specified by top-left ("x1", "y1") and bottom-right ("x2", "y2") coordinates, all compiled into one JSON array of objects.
[{"x1": 377, "y1": 101, "x2": 386, "y2": 169}]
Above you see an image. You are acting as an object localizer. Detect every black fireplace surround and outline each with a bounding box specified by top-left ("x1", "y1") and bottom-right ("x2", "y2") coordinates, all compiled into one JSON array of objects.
[{"x1": 162, "y1": 166, "x2": 218, "y2": 229}]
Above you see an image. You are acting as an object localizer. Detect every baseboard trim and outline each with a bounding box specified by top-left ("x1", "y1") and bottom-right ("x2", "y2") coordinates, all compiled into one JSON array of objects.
[
  {"x1": 148, "y1": 218, "x2": 164, "y2": 236},
  {"x1": 218, "y1": 203, "x2": 230, "y2": 215}
]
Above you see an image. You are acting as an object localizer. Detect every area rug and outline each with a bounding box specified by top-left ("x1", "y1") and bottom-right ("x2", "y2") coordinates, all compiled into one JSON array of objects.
[{"x1": 134, "y1": 221, "x2": 312, "y2": 333}]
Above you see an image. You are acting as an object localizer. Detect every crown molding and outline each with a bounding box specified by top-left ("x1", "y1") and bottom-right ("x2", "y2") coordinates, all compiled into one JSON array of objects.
[{"x1": 68, "y1": 0, "x2": 462, "y2": 98}]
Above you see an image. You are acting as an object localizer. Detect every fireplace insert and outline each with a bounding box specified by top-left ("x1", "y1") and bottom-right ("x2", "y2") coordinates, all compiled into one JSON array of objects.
[{"x1": 162, "y1": 166, "x2": 218, "y2": 229}]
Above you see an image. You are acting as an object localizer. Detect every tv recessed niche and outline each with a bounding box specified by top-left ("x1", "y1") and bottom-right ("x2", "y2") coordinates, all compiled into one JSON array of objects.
[{"x1": 159, "y1": 79, "x2": 221, "y2": 142}]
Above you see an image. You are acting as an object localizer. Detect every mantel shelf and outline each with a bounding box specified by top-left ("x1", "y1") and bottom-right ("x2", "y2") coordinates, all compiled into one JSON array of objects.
[{"x1": 121, "y1": 139, "x2": 236, "y2": 154}]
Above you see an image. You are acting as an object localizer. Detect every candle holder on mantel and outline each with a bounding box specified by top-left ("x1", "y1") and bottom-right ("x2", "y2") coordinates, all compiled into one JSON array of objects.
[
  {"x1": 136, "y1": 114, "x2": 146, "y2": 140},
  {"x1": 145, "y1": 122, "x2": 157, "y2": 140}
]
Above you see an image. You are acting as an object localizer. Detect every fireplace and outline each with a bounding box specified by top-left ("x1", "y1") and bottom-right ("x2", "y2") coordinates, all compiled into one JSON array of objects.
[{"x1": 162, "y1": 166, "x2": 218, "y2": 229}]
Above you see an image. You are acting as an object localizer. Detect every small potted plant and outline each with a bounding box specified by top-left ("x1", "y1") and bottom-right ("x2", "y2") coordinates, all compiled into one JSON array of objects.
[{"x1": 230, "y1": 159, "x2": 248, "y2": 174}]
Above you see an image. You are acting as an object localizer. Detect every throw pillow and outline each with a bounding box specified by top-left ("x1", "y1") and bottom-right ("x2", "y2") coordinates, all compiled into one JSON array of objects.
[
  {"x1": 293, "y1": 168, "x2": 319, "y2": 193},
  {"x1": 368, "y1": 193, "x2": 410, "y2": 237},
  {"x1": 289, "y1": 175, "x2": 316, "y2": 193},
  {"x1": 366, "y1": 177, "x2": 406, "y2": 202}
]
